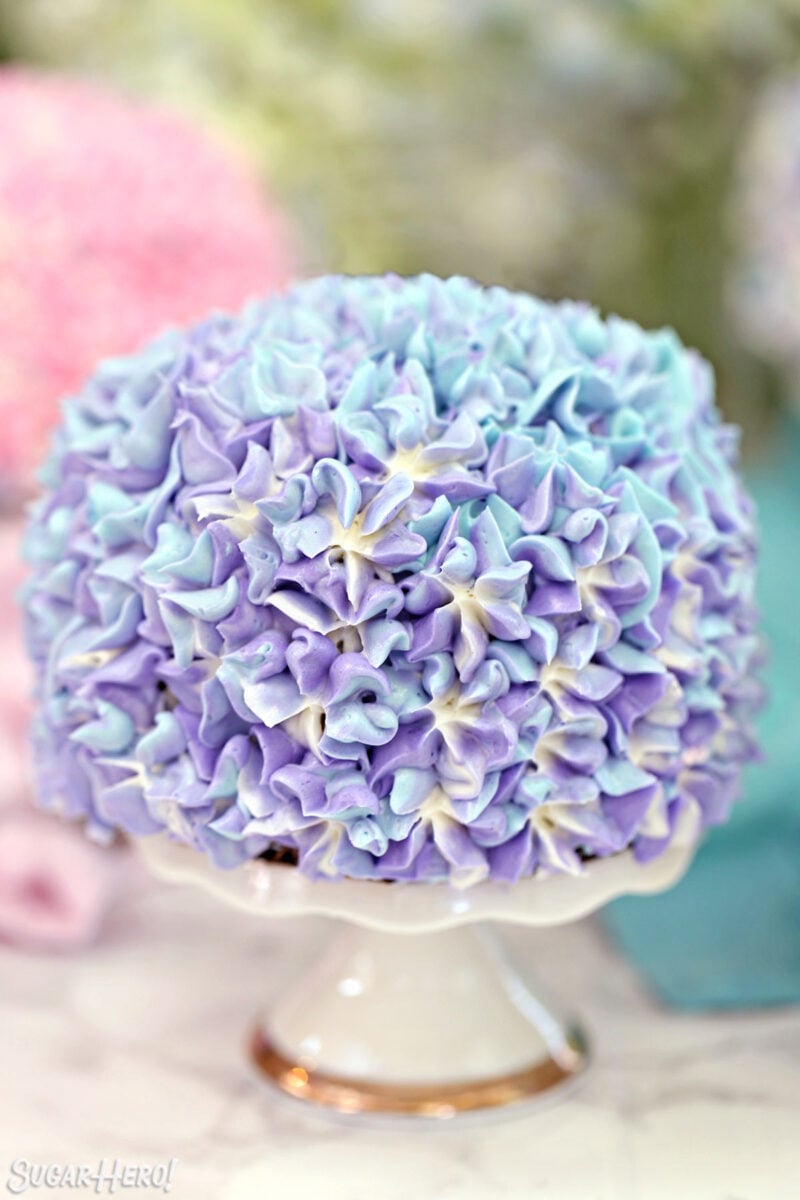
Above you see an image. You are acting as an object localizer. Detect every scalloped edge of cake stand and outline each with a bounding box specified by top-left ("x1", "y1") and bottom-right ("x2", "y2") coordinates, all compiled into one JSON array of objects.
[{"x1": 140, "y1": 803, "x2": 699, "y2": 934}]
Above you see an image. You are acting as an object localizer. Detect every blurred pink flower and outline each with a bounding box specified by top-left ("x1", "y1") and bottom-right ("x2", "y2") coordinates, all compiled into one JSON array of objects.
[
  {"x1": 0, "y1": 809, "x2": 133, "y2": 951},
  {"x1": 0, "y1": 520, "x2": 134, "y2": 950},
  {"x1": 0, "y1": 68, "x2": 294, "y2": 498}
]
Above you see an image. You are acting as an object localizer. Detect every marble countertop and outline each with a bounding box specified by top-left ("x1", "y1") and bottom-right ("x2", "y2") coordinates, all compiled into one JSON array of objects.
[{"x1": 1, "y1": 872, "x2": 798, "y2": 1200}]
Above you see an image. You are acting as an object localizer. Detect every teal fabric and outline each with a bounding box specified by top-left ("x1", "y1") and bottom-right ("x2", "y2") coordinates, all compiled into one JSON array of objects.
[{"x1": 603, "y1": 417, "x2": 800, "y2": 1010}]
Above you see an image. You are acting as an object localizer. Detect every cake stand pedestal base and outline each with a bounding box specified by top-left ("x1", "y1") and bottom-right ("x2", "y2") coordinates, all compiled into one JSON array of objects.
[
  {"x1": 250, "y1": 921, "x2": 588, "y2": 1119},
  {"x1": 141, "y1": 826, "x2": 698, "y2": 1121}
]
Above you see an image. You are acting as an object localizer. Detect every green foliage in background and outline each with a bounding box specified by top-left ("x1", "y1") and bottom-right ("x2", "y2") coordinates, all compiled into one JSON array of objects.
[{"x1": 1, "y1": 0, "x2": 799, "y2": 437}]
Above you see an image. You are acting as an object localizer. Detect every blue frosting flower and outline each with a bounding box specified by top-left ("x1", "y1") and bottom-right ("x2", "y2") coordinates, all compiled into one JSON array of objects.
[{"x1": 24, "y1": 275, "x2": 762, "y2": 887}]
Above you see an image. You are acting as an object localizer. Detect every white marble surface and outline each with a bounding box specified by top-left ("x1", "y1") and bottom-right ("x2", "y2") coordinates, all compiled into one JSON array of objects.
[{"x1": 0, "y1": 872, "x2": 798, "y2": 1200}]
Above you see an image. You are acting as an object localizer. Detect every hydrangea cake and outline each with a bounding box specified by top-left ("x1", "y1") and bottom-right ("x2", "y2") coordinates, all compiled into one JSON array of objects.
[{"x1": 24, "y1": 275, "x2": 761, "y2": 888}]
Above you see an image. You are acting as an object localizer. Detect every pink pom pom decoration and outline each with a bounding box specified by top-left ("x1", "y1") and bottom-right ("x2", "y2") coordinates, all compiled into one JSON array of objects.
[{"x1": 0, "y1": 68, "x2": 293, "y2": 498}]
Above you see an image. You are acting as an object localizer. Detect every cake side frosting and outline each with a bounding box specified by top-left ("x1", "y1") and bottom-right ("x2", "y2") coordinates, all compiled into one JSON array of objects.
[{"x1": 24, "y1": 274, "x2": 761, "y2": 886}]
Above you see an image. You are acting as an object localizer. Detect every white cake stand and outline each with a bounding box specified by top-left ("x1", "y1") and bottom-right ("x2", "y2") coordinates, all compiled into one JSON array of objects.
[{"x1": 141, "y1": 812, "x2": 698, "y2": 1120}]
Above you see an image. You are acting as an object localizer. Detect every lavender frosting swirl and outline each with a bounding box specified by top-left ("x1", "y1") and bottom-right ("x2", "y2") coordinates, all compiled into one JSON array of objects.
[{"x1": 24, "y1": 275, "x2": 762, "y2": 887}]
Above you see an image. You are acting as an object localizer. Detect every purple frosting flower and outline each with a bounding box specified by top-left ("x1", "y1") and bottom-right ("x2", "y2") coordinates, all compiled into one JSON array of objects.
[{"x1": 24, "y1": 275, "x2": 762, "y2": 887}]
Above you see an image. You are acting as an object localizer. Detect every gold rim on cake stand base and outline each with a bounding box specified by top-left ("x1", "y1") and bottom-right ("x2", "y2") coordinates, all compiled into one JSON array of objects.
[{"x1": 250, "y1": 1026, "x2": 589, "y2": 1118}]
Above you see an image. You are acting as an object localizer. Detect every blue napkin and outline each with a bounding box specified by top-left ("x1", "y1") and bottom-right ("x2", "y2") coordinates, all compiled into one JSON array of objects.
[{"x1": 603, "y1": 418, "x2": 800, "y2": 1010}]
